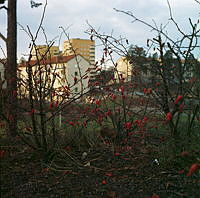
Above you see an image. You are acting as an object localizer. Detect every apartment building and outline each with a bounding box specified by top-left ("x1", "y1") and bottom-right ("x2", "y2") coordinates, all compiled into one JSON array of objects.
[
  {"x1": 115, "y1": 56, "x2": 160, "y2": 84},
  {"x1": 115, "y1": 56, "x2": 132, "y2": 82},
  {"x1": 31, "y1": 45, "x2": 60, "y2": 60},
  {"x1": 63, "y1": 38, "x2": 95, "y2": 65},
  {"x1": 18, "y1": 55, "x2": 90, "y2": 98}
]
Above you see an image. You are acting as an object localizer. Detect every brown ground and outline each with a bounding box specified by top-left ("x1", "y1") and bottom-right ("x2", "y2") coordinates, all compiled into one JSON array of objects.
[{"x1": 1, "y1": 134, "x2": 200, "y2": 198}]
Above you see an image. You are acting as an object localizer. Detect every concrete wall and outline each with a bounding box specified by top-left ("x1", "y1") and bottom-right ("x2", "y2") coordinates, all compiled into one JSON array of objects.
[{"x1": 66, "y1": 55, "x2": 90, "y2": 96}]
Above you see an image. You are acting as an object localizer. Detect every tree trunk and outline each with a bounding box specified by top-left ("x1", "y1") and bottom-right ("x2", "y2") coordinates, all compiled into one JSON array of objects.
[{"x1": 6, "y1": 0, "x2": 18, "y2": 137}]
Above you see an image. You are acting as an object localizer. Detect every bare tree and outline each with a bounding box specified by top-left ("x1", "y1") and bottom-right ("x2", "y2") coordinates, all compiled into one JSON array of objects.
[
  {"x1": 0, "y1": 0, "x2": 18, "y2": 137},
  {"x1": 7, "y1": 0, "x2": 18, "y2": 137},
  {"x1": 113, "y1": 1, "x2": 200, "y2": 138}
]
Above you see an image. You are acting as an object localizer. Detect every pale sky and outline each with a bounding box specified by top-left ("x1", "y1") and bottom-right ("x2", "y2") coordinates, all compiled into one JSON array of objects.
[{"x1": 0, "y1": 0, "x2": 199, "y2": 61}]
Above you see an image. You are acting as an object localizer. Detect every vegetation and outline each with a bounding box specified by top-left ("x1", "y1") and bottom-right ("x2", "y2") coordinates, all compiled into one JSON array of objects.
[{"x1": 0, "y1": 0, "x2": 200, "y2": 197}]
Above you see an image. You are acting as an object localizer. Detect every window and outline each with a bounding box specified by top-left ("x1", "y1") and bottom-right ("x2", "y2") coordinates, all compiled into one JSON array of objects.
[
  {"x1": 61, "y1": 70, "x2": 65, "y2": 75},
  {"x1": 47, "y1": 78, "x2": 51, "y2": 83},
  {"x1": 75, "y1": 87, "x2": 78, "y2": 92},
  {"x1": 61, "y1": 78, "x2": 65, "y2": 83},
  {"x1": 75, "y1": 71, "x2": 78, "y2": 76}
]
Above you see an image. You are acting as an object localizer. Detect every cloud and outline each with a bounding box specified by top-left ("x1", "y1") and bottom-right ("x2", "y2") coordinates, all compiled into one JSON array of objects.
[{"x1": 0, "y1": 0, "x2": 199, "y2": 59}]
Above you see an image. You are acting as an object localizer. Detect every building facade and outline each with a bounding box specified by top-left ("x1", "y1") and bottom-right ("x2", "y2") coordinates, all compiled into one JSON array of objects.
[
  {"x1": 114, "y1": 57, "x2": 132, "y2": 82},
  {"x1": 63, "y1": 38, "x2": 95, "y2": 65},
  {"x1": 31, "y1": 45, "x2": 60, "y2": 60},
  {"x1": 18, "y1": 55, "x2": 91, "y2": 99}
]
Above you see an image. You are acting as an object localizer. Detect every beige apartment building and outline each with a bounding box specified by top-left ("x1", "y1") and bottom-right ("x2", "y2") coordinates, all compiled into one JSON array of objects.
[
  {"x1": 31, "y1": 45, "x2": 60, "y2": 60},
  {"x1": 115, "y1": 56, "x2": 132, "y2": 82},
  {"x1": 63, "y1": 38, "x2": 95, "y2": 65},
  {"x1": 18, "y1": 55, "x2": 91, "y2": 99}
]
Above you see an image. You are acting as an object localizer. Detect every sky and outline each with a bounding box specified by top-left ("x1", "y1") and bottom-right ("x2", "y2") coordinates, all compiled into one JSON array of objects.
[{"x1": 0, "y1": 0, "x2": 199, "y2": 62}]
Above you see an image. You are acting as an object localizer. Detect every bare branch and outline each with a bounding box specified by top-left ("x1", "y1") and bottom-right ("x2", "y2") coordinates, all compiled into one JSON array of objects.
[
  {"x1": 0, "y1": 32, "x2": 7, "y2": 42},
  {"x1": 26, "y1": 0, "x2": 48, "y2": 44},
  {"x1": 0, "y1": 45, "x2": 6, "y2": 58},
  {"x1": 167, "y1": 0, "x2": 187, "y2": 37},
  {"x1": 194, "y1": 0, "x2": 200, "y2": 5},
  {"x1": 0, "y1": 5, "x2": 7, "y2": 10},
  {"x1": 113, "y1": 8, "x2": 178, "y2": 47},
  {"x1": 34, "y1": 0, "x2": 47, "y2": 41}
]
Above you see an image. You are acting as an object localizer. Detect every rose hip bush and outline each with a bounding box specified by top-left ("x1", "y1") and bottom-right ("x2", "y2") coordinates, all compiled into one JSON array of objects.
[
  {"x1": 0, "y1": 2, "x2": 199, "y2": 197},
  {"x1": 86, "y1": 8, "x2": 200, "y2": 176}
]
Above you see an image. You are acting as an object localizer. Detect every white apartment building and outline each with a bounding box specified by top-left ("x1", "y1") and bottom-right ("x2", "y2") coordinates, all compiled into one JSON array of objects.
[{"x1": 18, "y1": 55, "x2": 91, "y2": 99}]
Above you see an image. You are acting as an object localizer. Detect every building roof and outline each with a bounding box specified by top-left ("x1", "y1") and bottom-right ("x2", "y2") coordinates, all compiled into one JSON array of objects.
[
  {"x1": 65, "y1": 38, "x2": 95, "y2": 42},
  {"x1": 18, "y1": 55, "x2": 76, "y2": 67}
]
